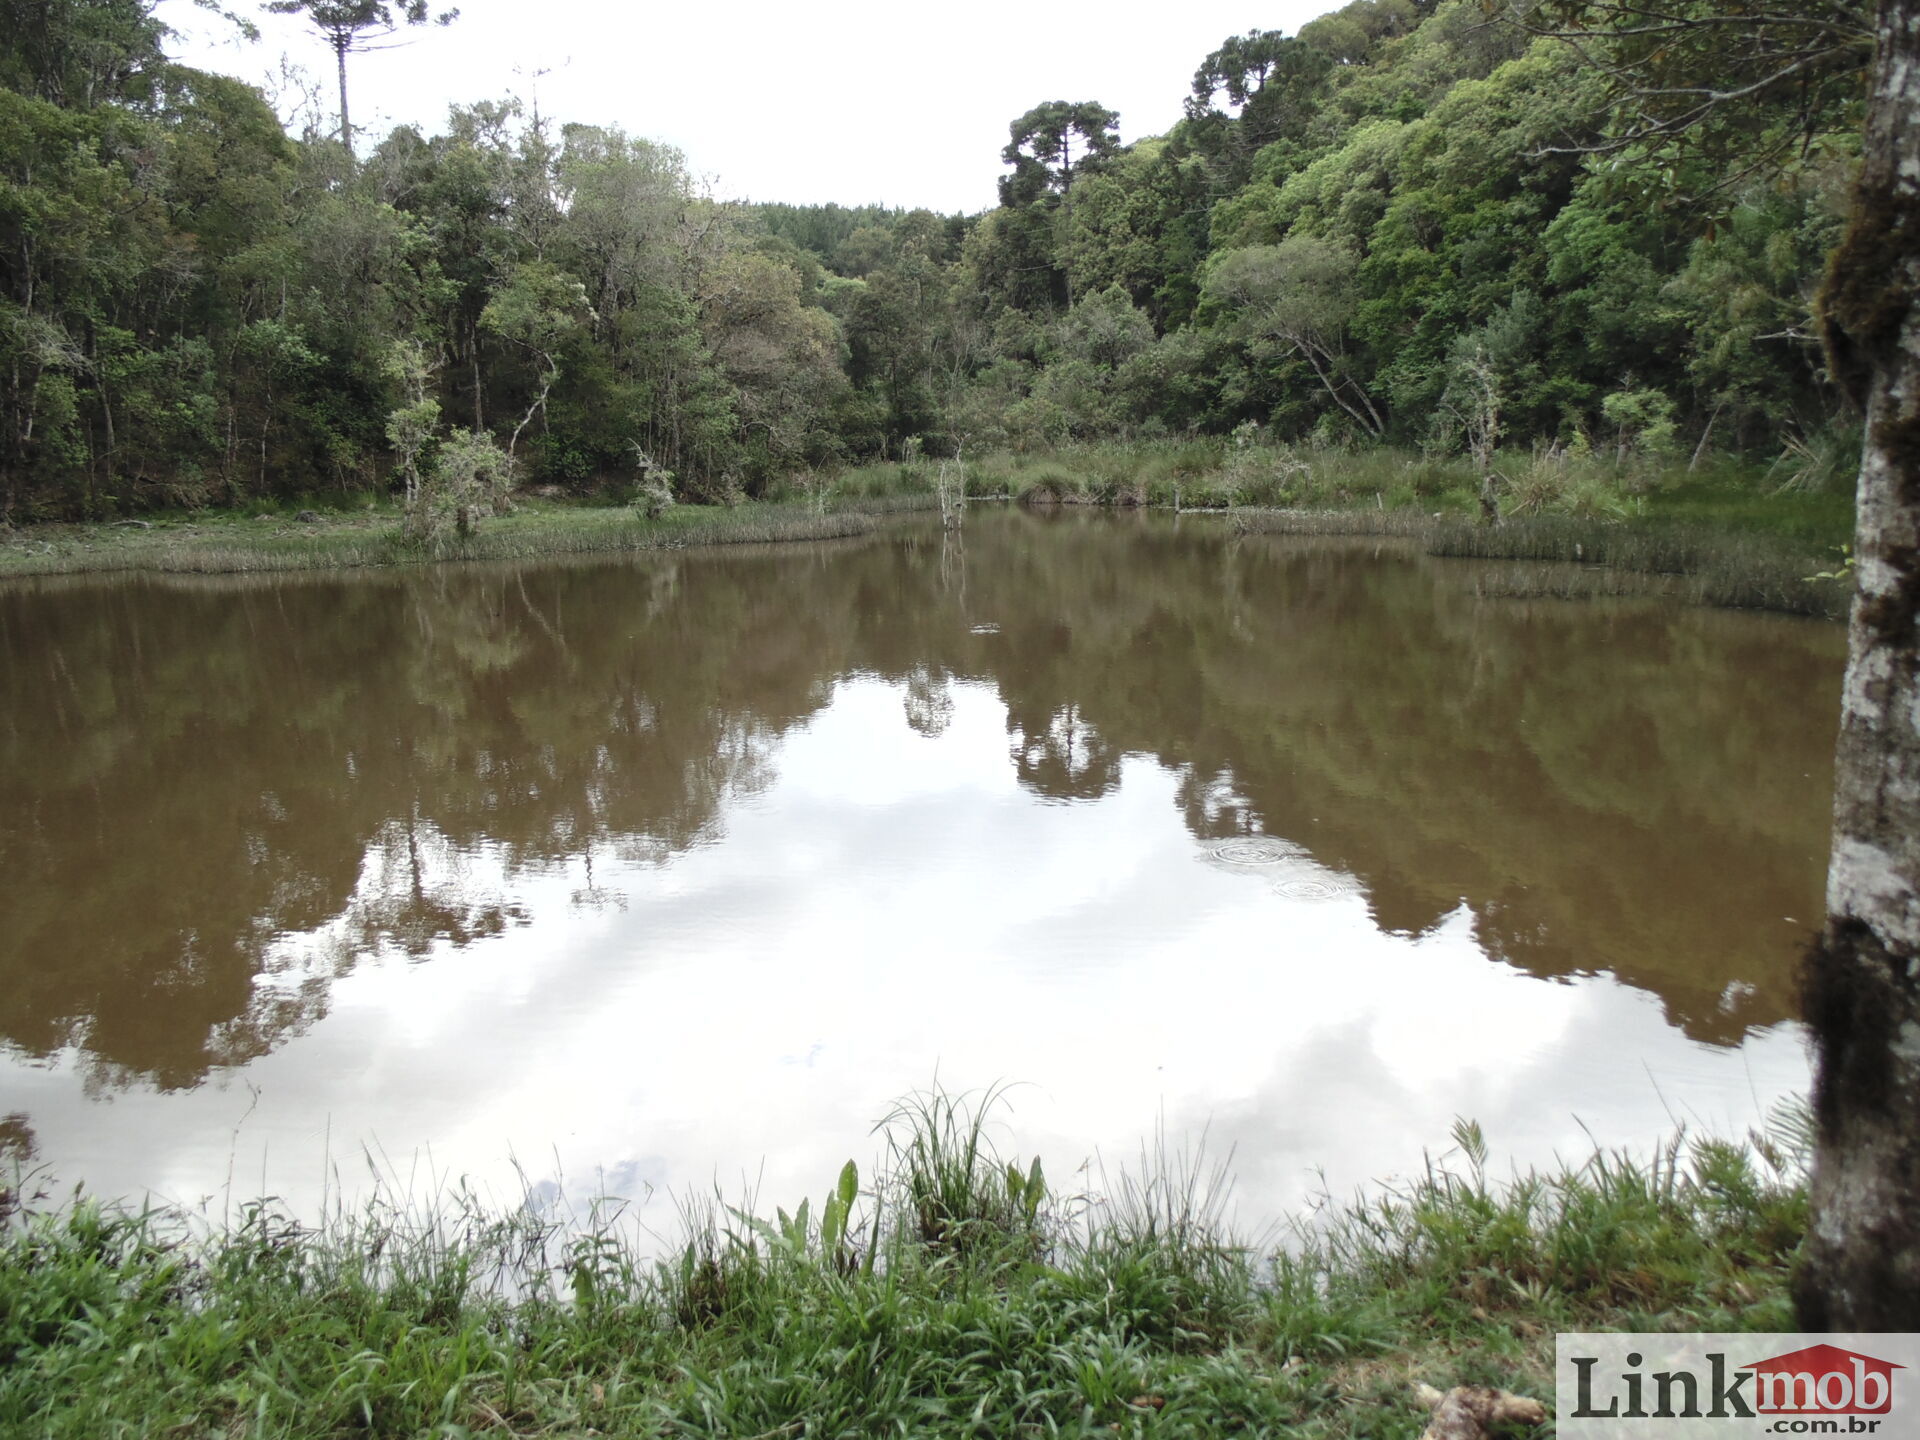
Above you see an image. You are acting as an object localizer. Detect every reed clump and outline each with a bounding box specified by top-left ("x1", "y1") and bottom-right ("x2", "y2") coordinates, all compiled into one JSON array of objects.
[{"x1": 0, "y1": 1088, "x2": 1809, "y2": 1438}]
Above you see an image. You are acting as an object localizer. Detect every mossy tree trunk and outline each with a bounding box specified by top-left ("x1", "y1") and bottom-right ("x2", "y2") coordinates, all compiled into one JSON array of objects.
[{"x1": 1797, "y1": 0, "x2": 1920, "y2": 1331}]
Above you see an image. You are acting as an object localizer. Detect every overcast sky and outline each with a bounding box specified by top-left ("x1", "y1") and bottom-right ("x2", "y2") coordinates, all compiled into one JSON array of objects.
[{"x1": 155, "y1": 0, "x2": 1332, "y2": 214}]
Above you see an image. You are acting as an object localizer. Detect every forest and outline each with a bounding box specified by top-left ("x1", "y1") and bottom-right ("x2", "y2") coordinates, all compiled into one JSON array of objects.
[
  {"x1": 0, "y1": 0, "x2": 1870, "y2": 521},
  {"x1": 11, "y1": 1, "x2": 1920, "y2": 1413}
]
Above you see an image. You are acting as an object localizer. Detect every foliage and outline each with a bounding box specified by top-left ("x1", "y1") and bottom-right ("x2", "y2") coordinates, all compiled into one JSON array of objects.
[
  {"x1": 0, "y1": 0, "x2": 1871, "y2": 522},
  {"x1": 1601, "y1": 385, "x2": 1680, "y2": 458},
  {"x1": 1518, "y1": 0, "x2": 1869, "y2": 204},
  {"x1": 630, "y1": 445, "x2": 674, "y2": 518},
  {"x1": 424, "y1": 426, "x2": 513, "y2": 538},
  {"x1": 999, "y1": 100, "x2": 1121, "y2": 208}
]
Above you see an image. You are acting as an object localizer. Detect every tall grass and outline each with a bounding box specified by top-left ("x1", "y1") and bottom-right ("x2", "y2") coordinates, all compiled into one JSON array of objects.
[
  {"x1": 826, "y1": 442, "x2": 1478, "y2": 512},
  {"x1": 1423, "y1": 515, "x2": 1850, "y2": 616},
  {"x1": 5, "y1": 444, "x2": 1857, "y2": 618},
  {"x1": 877, "y1": 1080, "x2": 1048, "y2": 1263},
  {"x1": 1067, "y1": 1128, "x2": 1256, "y2": 1352},
  {"x1": 0, "y1": 501, "x2": 878, "y2": 580},
  {"x1": 833, "y1": 437, "x2": 1850, "y2": 556},
  {"x1": 0, "y1": 1087, "x2": 1809, "y2": 1438}
]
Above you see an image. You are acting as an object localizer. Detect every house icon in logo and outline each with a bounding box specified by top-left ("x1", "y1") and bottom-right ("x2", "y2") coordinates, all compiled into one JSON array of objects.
[{"x1": 1742, "y1": 1344, "x2": 1904, "y2": 1416}]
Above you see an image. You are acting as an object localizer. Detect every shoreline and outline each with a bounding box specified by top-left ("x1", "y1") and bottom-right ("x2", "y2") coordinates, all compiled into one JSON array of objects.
[
  {"x1": 0, "y1": 1100, "x2": 1807, "y2": 1438},
  {"x1": 0, "y1": 445, "x2": 1854, "y2": 619},
  {"x1": 0, "y1": 500, "x2": 896, "y2": 583}
]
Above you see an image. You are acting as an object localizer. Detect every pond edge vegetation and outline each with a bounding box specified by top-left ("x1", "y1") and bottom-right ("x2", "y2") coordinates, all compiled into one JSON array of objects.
[
  {"x1": 1, "y1": 440, "x2": 1856, "y2": 619},
  {"x1": 0, "y1": 1083, "x2": 1812, "y2": 1437}
]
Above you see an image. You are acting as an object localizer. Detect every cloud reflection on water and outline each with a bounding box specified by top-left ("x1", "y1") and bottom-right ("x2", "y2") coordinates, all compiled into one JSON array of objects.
[{"x1": 0, "y1": 511, "x2": 1840, "y2": 1223}]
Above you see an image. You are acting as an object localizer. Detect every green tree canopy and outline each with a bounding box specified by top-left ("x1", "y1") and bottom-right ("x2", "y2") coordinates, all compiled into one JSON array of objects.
[{"x1": 999, "y1": 100, "x2": 1120, "y2": 209}]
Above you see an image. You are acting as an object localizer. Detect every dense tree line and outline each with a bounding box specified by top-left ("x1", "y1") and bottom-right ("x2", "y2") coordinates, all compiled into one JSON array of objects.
[{"x1": 0, "y1": 0, "x2": 1868, "y2": 519}]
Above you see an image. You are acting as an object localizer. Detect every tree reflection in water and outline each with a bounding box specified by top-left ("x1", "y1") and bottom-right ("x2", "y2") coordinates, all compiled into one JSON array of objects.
[{"x1": 0, "y1": 510, "x2": 1843, "y2": 1096}]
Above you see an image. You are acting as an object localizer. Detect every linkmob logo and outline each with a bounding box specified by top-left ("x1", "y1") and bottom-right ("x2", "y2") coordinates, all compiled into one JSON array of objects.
[
  {"x1": 1745, "y1": 1345, "x2": 1899, "y2": 1417},
  {"x1": 1556, "y1": 1333, "x2": 1920, "y2": 1439}
]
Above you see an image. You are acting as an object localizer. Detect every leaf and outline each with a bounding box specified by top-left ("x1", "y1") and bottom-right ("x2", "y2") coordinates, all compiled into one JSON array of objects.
[
  {"x1": 1023, "y1": 1155, "x2": 1046, "y2": 1220},
  {"x1": 734, "y1": 1207, "x2": 786, "y2": 1255}
]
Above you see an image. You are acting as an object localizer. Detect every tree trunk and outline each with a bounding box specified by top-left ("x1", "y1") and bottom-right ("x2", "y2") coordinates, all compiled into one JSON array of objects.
[
  {"x1": 1295, "y1": 339, "x2": 1386, "y2": 440},
  {"x1": 469, "y1": 319, "x2": 484, "y2": 431},
  {"x1": 1795, "y1": 0, "x2": 1920, "y2": 1332},
  {"x1": 332, "y1": 31, "x2": 352, "y2": 154}
]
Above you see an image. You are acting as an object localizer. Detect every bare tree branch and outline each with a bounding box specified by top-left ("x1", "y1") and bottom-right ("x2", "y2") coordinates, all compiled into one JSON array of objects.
[{"x1": 1505, "y1": 0, "x2": 1871, "y2": 185}]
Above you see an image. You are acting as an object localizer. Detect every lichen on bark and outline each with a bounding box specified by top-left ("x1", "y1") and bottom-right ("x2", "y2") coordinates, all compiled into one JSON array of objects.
[{"x1": 1798, "y1": 0, "x2": 1920, "y2": 1331}]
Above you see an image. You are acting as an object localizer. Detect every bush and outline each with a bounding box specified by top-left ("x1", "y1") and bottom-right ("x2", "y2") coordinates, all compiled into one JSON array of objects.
[
  {"x1": 404, "y1": 429, "x2": 515, "y2": 542},
  {"x1": 1602, "y1": 388, "x2": 1680, "y2": 460}
]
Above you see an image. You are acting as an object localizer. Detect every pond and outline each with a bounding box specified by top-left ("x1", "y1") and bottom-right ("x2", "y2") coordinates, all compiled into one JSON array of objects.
[{"x1": 0, "y1": 508, "x2": 1844, "y2": 1231}]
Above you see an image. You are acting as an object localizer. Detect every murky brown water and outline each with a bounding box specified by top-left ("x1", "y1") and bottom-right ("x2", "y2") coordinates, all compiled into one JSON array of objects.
[{"x1": 0, "y1": 509, "x2": 1844, "y2": 1224}]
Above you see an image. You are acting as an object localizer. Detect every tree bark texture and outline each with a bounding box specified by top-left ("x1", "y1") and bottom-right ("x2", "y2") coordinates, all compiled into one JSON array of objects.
[{"x1": 1798, "y1": 0, "x2": 1920, "y2": 1331}]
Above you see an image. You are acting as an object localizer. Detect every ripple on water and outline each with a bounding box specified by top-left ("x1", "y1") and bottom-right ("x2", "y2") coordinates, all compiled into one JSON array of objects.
[
  {"x1": 1273, "y1": 873, "x2": 1365, "y2": 902},
  {"x1": 1210, "y1": 837, "x2": 1302, "y2": 866}
]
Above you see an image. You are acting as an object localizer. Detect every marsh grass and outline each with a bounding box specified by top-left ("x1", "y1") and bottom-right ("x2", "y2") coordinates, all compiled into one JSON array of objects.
[
  {"x1": 1225, "y1": 507, "x2": 1439, "y2": 538},
  {"x1": 1221, "y1": 507, "x2": 1848, "y2": 616},
  {"x1": 877, "y1": 1080, "x2": 1048, "y2": 1264},
  {"x1": 1423, "y1": 515, "x2": 1849, "y2": 616},
  {"x1": 1067, "y1": 1128, "x2": 1258, "y2": 1352},
  {"x1": 0, "y1": 501, "x2": 878, "y2": 580},
  {"x1": 0, "y1": 1089, "x2": 1809, "y2": 1438},
  {"x1": 5, "y1": 446, "x2": 1856, "y2": 617},
  {"x1": 840, "y1": 442, "x2": 1477, "y2": 513},
  {"x1": 808, "y1": 442, "x2": 1851, "y2": 615}
]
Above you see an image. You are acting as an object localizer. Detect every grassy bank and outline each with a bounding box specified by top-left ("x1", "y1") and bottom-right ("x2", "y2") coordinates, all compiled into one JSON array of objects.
[
  {"x1": 0, "y1": 500, "x2": 881, "y2": 581},
  {"x1": 1, "y1": 443, "x2": 1857, "y2": 617},
  {"x1": 822, "y1": 440, "x2": 1848, "y2": 531},
  {"x1": 815, "y1": 442, "x2": 1856, "y2": 617},
  {"x1": 0, "y1": 1090, "x2": 1808, "y2": 1437}
]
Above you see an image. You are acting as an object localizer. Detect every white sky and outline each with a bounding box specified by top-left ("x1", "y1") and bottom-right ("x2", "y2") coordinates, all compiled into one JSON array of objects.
[{"x1": 156, "y1": 0, "x2": 1333, "y2": 214}]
